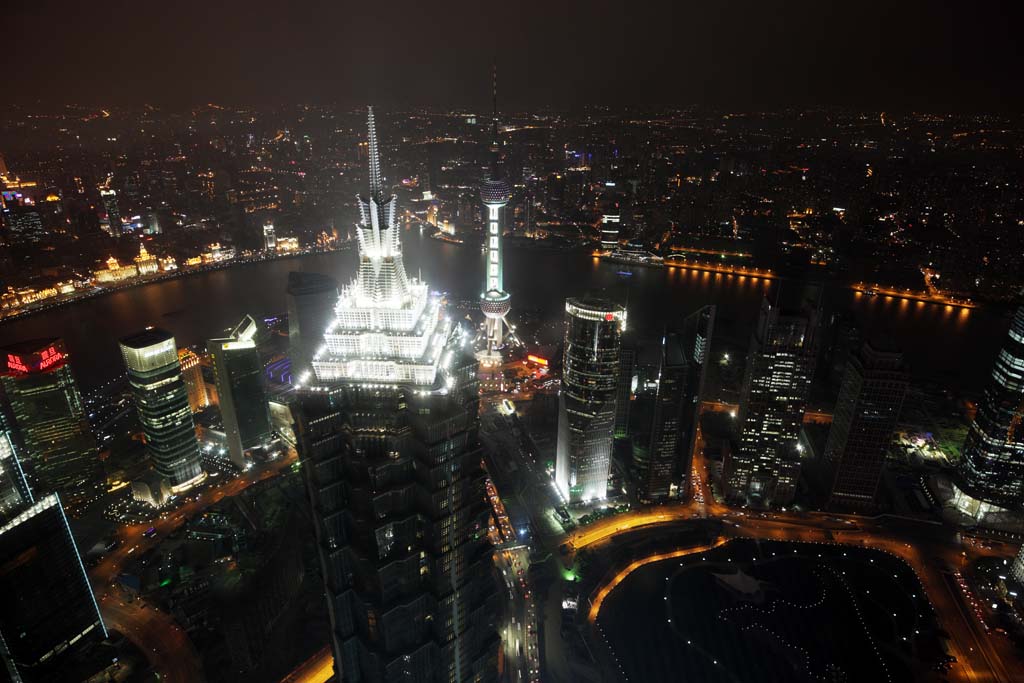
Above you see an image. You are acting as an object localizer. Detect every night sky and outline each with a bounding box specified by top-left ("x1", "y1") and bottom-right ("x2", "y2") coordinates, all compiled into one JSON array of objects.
[{"x1": 5, "y1": 0, "x2": 1021, "y2": 110}]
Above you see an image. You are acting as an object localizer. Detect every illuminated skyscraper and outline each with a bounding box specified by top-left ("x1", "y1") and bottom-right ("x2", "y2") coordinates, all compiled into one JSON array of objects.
[
  {"x1": 728, "y1": 289, "x2": 820, "y2": 507},
  {"x1": 0, "y1": 432, "x2": 106, "y2": 683},
  {"x1": 825, "y1": 341, "x2": 907, "y2": 510},
  {"x1": 120, "y1": 328, "x2": 205, "y2": 493},
  {"x1": 0, "y1": 339, "x2": 99, "y2": 495},
  {"x1": 478, "y1": 66, "x2": 513, "y2": 366},
  {"x1": 98, "y1": 187, "x2": 121, "y2": 237},
  {"x1": 178, "y1": 348, "x2": 210, "y2": 413},
  {"x1": 294, "y1": 108, "x2": 499, "y2": 682},
  {"x1": 556, "y1": 297, "x2": 627, "y2": 503},
  {"x1": 953, "y1": 302, "x2": 1024, "y2": 517},
  {"x1": 209, "y1": 316, "x2": 273, "y2": 469}
]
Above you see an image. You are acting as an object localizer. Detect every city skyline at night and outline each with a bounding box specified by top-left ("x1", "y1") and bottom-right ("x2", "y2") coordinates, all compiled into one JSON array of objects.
[{"x1": 3, "y1": 4, "x2": 1024, "y2": 681}]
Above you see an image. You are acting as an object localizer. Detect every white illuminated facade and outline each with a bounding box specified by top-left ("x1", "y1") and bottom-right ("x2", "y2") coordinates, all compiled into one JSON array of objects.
[
  {"x1": 311, "y1": 108, "x2": 456, "y2": 388},
  {"x1": 555, "y1": 298, "x2": 627, "y2": 503}
]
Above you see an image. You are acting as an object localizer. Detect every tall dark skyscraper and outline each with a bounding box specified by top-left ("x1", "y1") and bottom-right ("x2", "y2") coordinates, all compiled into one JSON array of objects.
[
  {"x1": 614, "y1": 334, "x2": 636, "y2": 439},
  {"x1": 556, "y1": 297, "x2": 627, "y2": 503},
  {"x1": 120, "y1": 328, "x2": 205, "y2": 493},
  {"x1": 825, "y1": 341, "x2": 908, "y2": 510},
  {"x1": 953, "y1": 302, "x2": 1024, "y2": 518},
  {"x1": 728, "y1": 289, "x2": 820, "y2": 507},
  {"x1": 286, "y1": 270, "x2": 339, "y2": 383},
  {"x1": 293, "y1": 108, "x2": 499, "y2": 682},
  {"x1": 0, "y1": 432, "x2": 106, "y2": 682},
  {"x1": 637, "y1": 331, "x2": 687, "y2": 502},
  {"x1": 209, "y1": 315, "x2": 273, "y2": 469},
  {"x1": 675, "y1": 305, "x2": 715, "y2": 498},
  {"x1": 0, "y1": 339, "x2": 99, "y2": 495},
  {"x1": 634, "y1": 306, "x2": 715, "y2": 503}
]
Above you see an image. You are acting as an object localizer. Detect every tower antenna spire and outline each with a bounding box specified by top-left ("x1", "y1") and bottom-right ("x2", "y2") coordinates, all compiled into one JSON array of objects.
[
  {"x1": 491, "y1": 60, "x2": 499, "y2": 145},
  {"x1": 367, "y1": 106, "x2": 384, "y2": 201}
]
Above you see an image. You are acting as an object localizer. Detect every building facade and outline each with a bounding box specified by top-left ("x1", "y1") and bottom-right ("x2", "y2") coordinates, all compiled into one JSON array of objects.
[
  {"x1": 120, "y1": 328, "x2": 205, "y2": 493},
  {"x1": 728, "y1": 291, "x2": 820, "y2": 507},
  {"x1": 0, "y1": 339, "x2": 99, "y2": 495},
  {"x1": 613, "y1": 336, "x2": 635, "y2": 439},
  {"x1": 825, "y1": 341, "x2": 908, "y2": 510},
  {"x1": 0, "y1": 432, "x2": 106, "y2": 683},
  {"x1": 209, "y1": 316, "x2": 273, "y2": 469},
  {"x1": 556, "y1": 297, "x2": 626, "y2": 503},
  {"x1": 637, "y1": 332, "x2": 687, "y2": 502},
  {"x1": 293, "y1": 108, "x2": 499, "y2": 682},
  {"x1": 953, "y1": 302, "x2": 1024, "y2": 516},
  {"x1": 675, "y1": 305, "x2": 716, "y2": 498},
  {"x1": 178, "y1": 348, "x2": 210, "y2": 413},
  {"x1": 286, "y1": 270, "x2": 339, "y2": 383}
]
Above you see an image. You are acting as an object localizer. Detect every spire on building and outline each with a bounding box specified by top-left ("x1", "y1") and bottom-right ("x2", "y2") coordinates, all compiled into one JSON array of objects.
[{"x1": 367, "y1": 106, "x2": 385, "y2": 203}]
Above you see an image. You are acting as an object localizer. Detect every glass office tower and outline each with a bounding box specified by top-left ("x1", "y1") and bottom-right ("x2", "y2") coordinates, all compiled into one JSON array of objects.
[
  {"x1": 728, "y1": 290, "x2": 820, "y2": 507},
  {"x1": 209, "y1": 316, "x2": 273, "y2": 469},
  {"x1": 0, "y1": 432, "x2": 106, "y2": 683},
  {"x1": 0, "y1": 339, "x2": 99, "y2": 495},
  {"x1": 293, "y1": 108, "x2": 499, "y2": 682},
  {"x1": 953, "y1": 302, "x2": 1024, "y2": 515},
  {"x1": 119, "y1": 328, "x2": 204, "y2": 492},
  {"x1": 826, "y1": 341, "x2": 908, "y2": 510},
  {"x1": 555, "y1": 297, "x2": 627, "y2": 503}
]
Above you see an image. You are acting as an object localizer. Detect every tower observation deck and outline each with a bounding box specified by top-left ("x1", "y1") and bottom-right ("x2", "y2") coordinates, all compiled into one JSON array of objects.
[{"x1": 478, "y1": 66, "x2": 515, "y2": 367}]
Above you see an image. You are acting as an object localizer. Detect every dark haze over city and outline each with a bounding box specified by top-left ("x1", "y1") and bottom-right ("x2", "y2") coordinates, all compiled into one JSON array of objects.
[{"x1": 5, "y1": 0, "x2": 1022, "y2": 110}]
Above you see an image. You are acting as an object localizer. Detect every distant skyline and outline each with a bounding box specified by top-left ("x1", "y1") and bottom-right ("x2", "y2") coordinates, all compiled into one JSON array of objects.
[{"x1": 4, "y1": 0, "x2": 1021, "y2": 111}]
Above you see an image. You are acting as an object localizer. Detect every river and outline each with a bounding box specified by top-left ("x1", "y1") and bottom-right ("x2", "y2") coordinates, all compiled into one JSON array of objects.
[{"x1": 0, "y1": 226, "x2": 1007, "y2": 392}]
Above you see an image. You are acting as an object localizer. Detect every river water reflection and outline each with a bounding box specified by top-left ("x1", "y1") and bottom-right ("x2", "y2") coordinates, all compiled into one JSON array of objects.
[{"x1": 0, "y1": 227, "x2": 1003, "y2": 392}]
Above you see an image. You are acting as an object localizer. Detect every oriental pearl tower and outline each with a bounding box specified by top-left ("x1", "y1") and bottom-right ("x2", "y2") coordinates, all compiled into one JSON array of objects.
[{"x1": 478, "y1": 64, "x2": 515, "y2": 366}]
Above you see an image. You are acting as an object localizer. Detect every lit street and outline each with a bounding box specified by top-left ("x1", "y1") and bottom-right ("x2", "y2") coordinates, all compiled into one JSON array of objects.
[{"x1": 89, "y1": 450, "x2": 298, "y2": 681}]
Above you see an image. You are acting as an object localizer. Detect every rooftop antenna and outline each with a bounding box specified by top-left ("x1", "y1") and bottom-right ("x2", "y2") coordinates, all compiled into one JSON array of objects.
[{"x1": 492, "y1": 60, "x2": 499, "y2": 145}]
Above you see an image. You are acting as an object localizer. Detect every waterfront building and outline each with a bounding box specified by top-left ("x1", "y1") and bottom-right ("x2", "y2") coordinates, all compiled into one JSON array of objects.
[
  {"x1": 286, "y1": 270, "x2": 339, "y2": 382},
  {"x1": 478, "y1": 67, "x2": 513, "y2": 366},
  {"x1": 556, "y1": 297, "x2": 627, "y2": 503},
  {"x1": 93, "y1": 256, "x2": 137, "y2": 283},
  {"x1": 0, "y1": 432, "x2": 106, "y2": 683},
  {"x1": 275, "y1": 236, "x2": 299, "y2": 252},
  {"x1": 728, "y1": 289, "x2": 820, "y2": 507},
  {"x1": 133, "y1": 242, "x2": 159, "y2": 275},
  {"x1": 952, "y1": 302, "x2": 1024, "y2": 517},
  {"x1": 209, "y1": 316, "x2": 273, "y2": 469},
  {"x1": 262, "y1": 222, "x2": 276, "y2": 251},
  {"x1": 293, "y1": 108, "x2": 499, "y2": 682},
  {"x1": 0, "y1": 339, "x2": 99, "y2": 495},
  {"x1": 178, "y1": 348, "x2": 210, "y2": 413},
  {"x1": 825, "y1": 341, "x2": 908, "y2": 510},
  {"x1": 119, "y1": 328, "x2": 205, "y2": 493}
]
